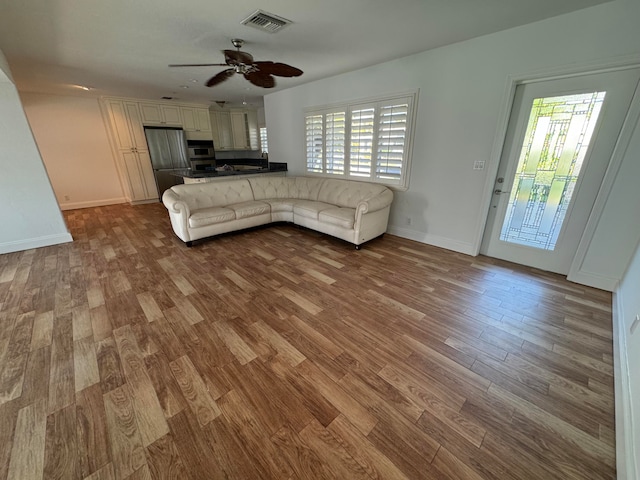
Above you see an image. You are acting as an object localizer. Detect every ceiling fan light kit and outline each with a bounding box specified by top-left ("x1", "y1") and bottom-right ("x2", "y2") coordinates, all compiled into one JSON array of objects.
[{"x1": 169, "y1": 38, "x2": 303, "y2": 89}]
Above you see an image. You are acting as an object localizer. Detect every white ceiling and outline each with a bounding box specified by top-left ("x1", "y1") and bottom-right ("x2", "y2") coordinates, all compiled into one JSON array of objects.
[{"x1": 0, "y1": 0, "x2": 611, "y2": 108}]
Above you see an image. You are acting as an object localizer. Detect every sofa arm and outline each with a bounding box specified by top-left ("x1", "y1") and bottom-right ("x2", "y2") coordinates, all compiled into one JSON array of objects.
[
  {"x1": 162, "y1": 189, "x2": 190, "y2": 217},
  {"x1": 356, "y1": 189, "x2": 394, "y2": 216},
  {"x1": 162, "y1": 189, "x2": 192, "y2": 242}
]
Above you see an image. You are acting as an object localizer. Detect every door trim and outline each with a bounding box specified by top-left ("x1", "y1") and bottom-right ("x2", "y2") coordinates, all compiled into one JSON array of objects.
[
  {"x1": 472, "y1": 58, "x2": 640, "y2": 271},
  {"x1": 567, "y1": 77, "x2": 640, "y2": 290}
]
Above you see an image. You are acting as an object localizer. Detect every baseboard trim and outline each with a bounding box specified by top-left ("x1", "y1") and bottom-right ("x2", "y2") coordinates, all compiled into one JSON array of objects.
[
  {"x1": 130, "y1": 198, "x2": 159, "y2": 206},
  {"x1": 387, "y1": 226, "x2": 476, "y2": 255},
  {"x1": 567, "y1": 269, "x2": 617, "y2": 292},
  {"x1": 59, "y1": 197, "x2": 127, "y2": 211},
  {"x1": 613, "y1": 290, "x2": 637, "y2": 480},
  {"x1": 0, "y1": 232, "x2": 73, "y2": 254}
]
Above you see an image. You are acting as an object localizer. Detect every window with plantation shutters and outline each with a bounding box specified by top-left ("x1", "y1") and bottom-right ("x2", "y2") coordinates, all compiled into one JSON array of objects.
[{"x1": 304, "y1": 92, "x2": 417, "y2": 189}]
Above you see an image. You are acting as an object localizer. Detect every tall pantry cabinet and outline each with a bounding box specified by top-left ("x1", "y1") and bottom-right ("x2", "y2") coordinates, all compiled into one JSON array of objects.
[{"x1": 102, "y1": 99, "x2": 159, "y2": 203}]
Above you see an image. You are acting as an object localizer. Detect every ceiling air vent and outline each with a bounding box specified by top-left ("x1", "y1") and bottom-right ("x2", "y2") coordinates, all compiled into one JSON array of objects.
[{"x1": 241, "y1": 10, "x2": 292, "y2": 33}]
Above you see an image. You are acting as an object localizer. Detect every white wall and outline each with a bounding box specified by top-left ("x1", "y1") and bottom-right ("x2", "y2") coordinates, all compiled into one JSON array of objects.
[
  {"x1": 0, "y1": 49, "x2": 72, "y2": 254},
  {"x1": 264, "y1": 0, "x2": 640, "y2": 276},
  {"x1": 21, "y1": 93, "x2": 125, "y2": 210},
  {"x1": 615, "y1": 238, "x2": 640, "y2": 480}
]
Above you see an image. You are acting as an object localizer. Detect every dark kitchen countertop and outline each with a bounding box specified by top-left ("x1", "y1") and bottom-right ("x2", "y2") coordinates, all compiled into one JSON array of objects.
[{"x1": 171, "y1": 163, "x2": 287, "y2": 179}]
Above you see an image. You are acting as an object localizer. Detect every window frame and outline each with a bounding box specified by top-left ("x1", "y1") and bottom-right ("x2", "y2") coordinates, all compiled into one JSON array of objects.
[{"x1": 303, "y1": 91, "x2": 418, "y2": 190}]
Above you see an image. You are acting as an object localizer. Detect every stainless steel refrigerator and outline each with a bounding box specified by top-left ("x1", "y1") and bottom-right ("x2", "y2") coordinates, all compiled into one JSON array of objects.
[{"x1": 144, "y1": 127, "x2": 190, "y2": 197}]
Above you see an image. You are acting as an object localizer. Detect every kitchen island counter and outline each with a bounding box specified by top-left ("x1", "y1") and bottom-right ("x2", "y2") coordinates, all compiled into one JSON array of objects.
[{"x1": 171, "y1": 164, "x2": 287, "y2": 184}]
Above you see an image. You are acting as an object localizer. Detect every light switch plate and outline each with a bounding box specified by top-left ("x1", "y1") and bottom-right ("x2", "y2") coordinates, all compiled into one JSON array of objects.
[
  {"x1": 473, "y1": 160, "x2": 485, "y2": 170},
  {"x1": 631, "y1": 314, "x2": 640, "y2": 335}
]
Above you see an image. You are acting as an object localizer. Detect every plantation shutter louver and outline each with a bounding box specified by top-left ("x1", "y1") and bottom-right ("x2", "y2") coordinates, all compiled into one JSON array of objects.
[
  {"x1": 376, "y1": 102, "x2": 408, "y2": 182},
  {"x1": 325, "y1": 112, "x2": 346, "y2": 175},
  {"x1": 350, "y1": 107, "x2": 375, "y2": 177},
  {"x1": 305, "y1": 114, "x2": 323, "y2": 172}
]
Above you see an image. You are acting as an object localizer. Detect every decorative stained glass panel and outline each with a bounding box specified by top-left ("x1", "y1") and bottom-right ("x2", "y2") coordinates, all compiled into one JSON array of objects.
[{"x1": 499, "y1": 91, "x2": 606, "y2": 250}]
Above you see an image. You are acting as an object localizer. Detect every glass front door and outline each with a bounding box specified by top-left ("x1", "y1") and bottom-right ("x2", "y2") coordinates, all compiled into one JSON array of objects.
[{"x1": 481, "y1": 68, "x2": 640, "y2": 274}]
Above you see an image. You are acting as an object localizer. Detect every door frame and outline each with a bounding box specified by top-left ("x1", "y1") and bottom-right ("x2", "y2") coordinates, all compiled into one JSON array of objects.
[{"x1": 473, "y1": 57, "x2": 640, "y2": 289}]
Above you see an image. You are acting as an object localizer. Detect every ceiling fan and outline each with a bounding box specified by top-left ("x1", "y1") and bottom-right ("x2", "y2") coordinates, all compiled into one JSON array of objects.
[{"x1": 169, "y1": 38, "x2": 303, "y2": 88}]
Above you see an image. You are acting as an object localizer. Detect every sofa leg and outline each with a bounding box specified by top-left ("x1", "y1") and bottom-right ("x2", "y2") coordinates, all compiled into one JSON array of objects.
[
  {"x1": 186, "y1": 241, "x2": 193, "y2": 248},
  {"x1": 355, "y1": 244, "x2": 361, "y2": 250}
]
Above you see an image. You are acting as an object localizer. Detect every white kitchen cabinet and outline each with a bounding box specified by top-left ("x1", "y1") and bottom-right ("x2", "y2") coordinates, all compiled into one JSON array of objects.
[
  {"x1": 120, "y1": 150, "x2": 158, "y2": 201},
  {"x1": 139, "y1": 103, "x2": 182, "y2": 126},
  {"x1": 211, "y1": 111, "x2": 233, "y2": 150},
  {"x1": 123, "y1": 102, "x2": 148, "y2": 149},
  {"x1": 181, "y1": 106, "x2": 211, "y2": 133},
  {"x1": 230, "y1": 111, "x2": 248, "y2": 149},
  {"x1": 103, "y1": 99, "x2": 158, "y2": 203},
  {"x1": 104, "y1": 99, "x2": 146, "y2": 150},
  {"x1": 211, "y1": 108, "x2": 259, "y2": 150},
  {"x1": 104, "y1": 97, "x2": 218, "y2": 203}
]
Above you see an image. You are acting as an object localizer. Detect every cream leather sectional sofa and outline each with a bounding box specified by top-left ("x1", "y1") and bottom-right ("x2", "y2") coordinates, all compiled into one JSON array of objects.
[{"x1": 162, "y1": 176, "x2": 393, "y2": 248}]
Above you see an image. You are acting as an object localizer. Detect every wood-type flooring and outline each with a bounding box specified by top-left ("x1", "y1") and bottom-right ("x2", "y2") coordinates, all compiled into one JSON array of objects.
[{"x1": 0, "y1": 203, "x2": 616, "y2": 479}]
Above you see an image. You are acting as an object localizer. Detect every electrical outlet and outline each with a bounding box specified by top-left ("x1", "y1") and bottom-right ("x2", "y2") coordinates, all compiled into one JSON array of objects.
[
  {"x1": 631, "y1": 314, "x2": 640, "y2": 335},
  {"x1": 473, "y1": 160, "x2": 485, "y2": 170}
]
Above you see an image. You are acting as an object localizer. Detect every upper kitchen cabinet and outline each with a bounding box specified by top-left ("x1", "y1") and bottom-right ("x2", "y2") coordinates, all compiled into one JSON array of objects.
[
  {"x1": 181, "y1": 106, "x2": 213, "y2": 140},
  {"x1": 103, "y1": 99, "x2": 147, "y2": 151},
  {"x1": 139, "y1": 103, "x2": 182, "y2": 126},
  {"x1": 211, "y1": 108, "x2": 259, "y2": 150},
  {"x1": 181, "y1": 107, "x2": 211, "y2": 132},
  {"x1": 210, "y1": 110, "x2": 233, "y2": 150}
]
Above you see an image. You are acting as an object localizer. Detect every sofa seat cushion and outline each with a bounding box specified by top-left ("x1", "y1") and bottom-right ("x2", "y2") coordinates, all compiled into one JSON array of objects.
[
  {"x1": 293, "y1": 200, "x2": 334, "y2": 220},
  {"x1": 318, "y1": 207, "x2": 356, "y2": 229},
  {"x1": 228, "y1": 200, "x2": 270, "y2": 219},
  {"x1": 189, "y1": 207, "x2": 235, "y2": 228},
  {"x1": 264, "y1": 199, "x2": 296, "y2": 213}
]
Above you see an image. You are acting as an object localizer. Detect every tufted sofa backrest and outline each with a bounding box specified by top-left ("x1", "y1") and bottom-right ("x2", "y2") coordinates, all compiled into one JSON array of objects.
[
  {"x1": 168, "y1": 176, "x2": 390, "y2": 210},
  {"x1": 170, "y1": 180, "x2": 254, "y2": 210},
  {"x1": 248, "y1": 177, "x2": 295, "y2": 200},
  {"x1": 249, "y1": 176, "x2": 325, "y2": 201},
  {"x1": 317, "y1": 179, "x2": 388, "y2": 208},
  {"x1": 290, "y1": 177, "x2": 324, "y2": 200}
]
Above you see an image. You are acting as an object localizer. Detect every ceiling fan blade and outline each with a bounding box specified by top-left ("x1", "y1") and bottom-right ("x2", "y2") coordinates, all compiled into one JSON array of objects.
[
  {"x1": 169, "y1": 63, "x2": 228, "y2": 67},
  {"x1": 206, "y1": 69, "x2": 235, "y2": 87},
  {"x1": 224, "y1": 49, "x2": 254, "y2": 65},
  {"x1": 244, "y1": 71, "x2": 276, "y2": 88},
  {"x1": 253, "y1": 61, "x2": 303, "y2": 77}
]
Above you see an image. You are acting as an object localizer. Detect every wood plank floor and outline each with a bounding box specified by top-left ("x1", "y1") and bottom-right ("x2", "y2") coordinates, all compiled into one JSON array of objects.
[{"x1": 0, "y1": 202, "x2": 616, "y2": 480}]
